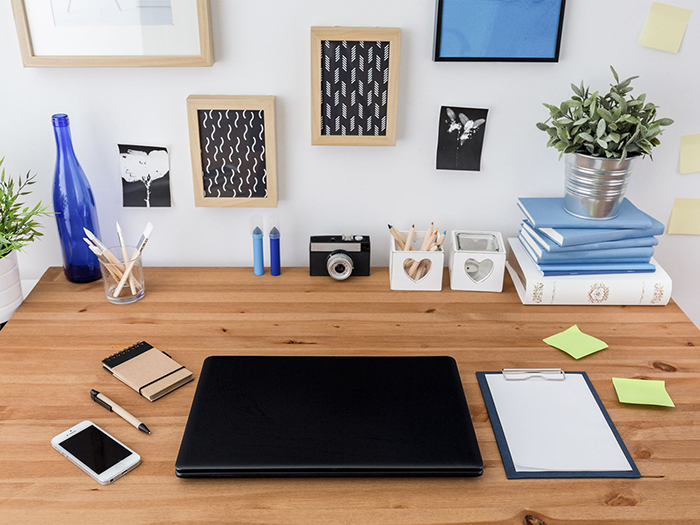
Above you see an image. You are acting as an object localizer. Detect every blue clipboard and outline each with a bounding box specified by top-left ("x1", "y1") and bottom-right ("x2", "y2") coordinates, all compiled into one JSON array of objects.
[{"x1": 477, "y1": 370, "x2": 640, "y2": 479}]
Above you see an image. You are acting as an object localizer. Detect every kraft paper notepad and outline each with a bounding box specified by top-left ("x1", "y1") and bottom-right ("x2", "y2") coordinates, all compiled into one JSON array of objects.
[{"x1": 103, "y1": 341, "x2": 193, "y2": 402}]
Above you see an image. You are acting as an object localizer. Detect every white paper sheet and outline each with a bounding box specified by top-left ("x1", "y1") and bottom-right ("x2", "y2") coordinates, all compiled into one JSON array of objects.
[{"x1": 485, "y1": 373, "x2": 633, "y2": 472}]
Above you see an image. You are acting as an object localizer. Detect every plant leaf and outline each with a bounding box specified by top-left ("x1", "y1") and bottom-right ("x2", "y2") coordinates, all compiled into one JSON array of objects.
[
  {"x1": 610, "y1": 65, "x2": 620, "y2": 84},
  {"x1": 596, "y1": 118, "x2": 606, "y2": 138}
]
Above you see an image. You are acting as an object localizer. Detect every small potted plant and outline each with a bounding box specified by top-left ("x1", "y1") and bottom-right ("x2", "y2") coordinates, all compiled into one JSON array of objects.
[
  {"x1": 537, "y1": 66, "x2": 674, "y2": 219},
  {"x1": 0, "y1": 158, "x2": 51, "y2": 323}
]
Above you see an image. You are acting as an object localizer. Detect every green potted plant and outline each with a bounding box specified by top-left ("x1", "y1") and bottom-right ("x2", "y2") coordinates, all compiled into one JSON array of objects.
[
  {"x1": 0, "y1": 158, "x2": 51, "y2": 323},
  {"x1": 537, "y1": 66, "x2": 674, "y2": 219}
]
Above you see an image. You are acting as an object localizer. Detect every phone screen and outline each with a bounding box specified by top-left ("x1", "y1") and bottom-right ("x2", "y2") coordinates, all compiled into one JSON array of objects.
[{"x1": 59, "y1": 424, "x2": 131, "y2": 474}]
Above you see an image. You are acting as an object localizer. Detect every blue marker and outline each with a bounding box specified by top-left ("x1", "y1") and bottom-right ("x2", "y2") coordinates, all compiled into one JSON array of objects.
[
  {"x1": 269, "y1": 215, "x2": 280, "y2": 276},
  {"x1": 251, "y1": 216, "x2": 264, "y2": 276}
]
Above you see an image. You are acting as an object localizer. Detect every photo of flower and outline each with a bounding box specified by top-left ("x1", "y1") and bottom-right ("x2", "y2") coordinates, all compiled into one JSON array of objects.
[
  {"x1": 436, "y1": 106, "x2": 489, "y2": 171},
  {"x1": 118, "y1": 144, "x2": 171, "y2": 207}
]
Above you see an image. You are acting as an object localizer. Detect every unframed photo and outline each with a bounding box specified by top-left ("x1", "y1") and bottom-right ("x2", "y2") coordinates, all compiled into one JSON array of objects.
[
  {"x1": 436, "y1": 106, "x2": 489, "y2": 171},
  {"x1": 119, "y1": 144, "x2": 171, "y2": 207}
]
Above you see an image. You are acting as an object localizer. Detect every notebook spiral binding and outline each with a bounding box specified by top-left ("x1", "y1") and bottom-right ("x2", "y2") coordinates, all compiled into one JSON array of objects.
[{"x1": 103, "y1": 341, "x2": 153, "y2": 368}]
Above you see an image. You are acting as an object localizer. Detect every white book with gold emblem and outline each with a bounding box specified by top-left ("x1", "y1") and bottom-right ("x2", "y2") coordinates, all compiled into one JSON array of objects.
[{"x1": 506, "y1": 238, "x2": 672, "y2": 306}]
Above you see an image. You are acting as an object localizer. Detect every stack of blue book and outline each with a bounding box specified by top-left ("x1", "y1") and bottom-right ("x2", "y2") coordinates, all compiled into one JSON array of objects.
[{"x1": 516, "y1": 198, "x2": 665, "y2": 276}]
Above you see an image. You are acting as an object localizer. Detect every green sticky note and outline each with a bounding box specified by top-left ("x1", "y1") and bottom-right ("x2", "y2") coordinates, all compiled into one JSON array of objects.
[
  {"x1": 668, "y1": 197, "x2": 700, "y2": 235},
  {"x1": 640, "y1": 2, "x2": 693, "y2": 53},
  {"x1": 612, "y1": 377, "x2": 675, "y2": 407},
  {"x1": 543, "y1": 325, "x2": 608, "y2": 359},
  {"x1": 680, "y1": 133, "x2": 700, "y2": 174}
]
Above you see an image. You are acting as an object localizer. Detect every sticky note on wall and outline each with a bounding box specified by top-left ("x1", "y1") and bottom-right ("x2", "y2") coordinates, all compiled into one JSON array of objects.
[
  {"x1": 680, "y1": 134, "x2": 700, "y2": 174},
  {"x1": 668, "y1": 198, "x2": 700, "y2": 235},
  {"x1": 640, "y1": 2, "x2": 693, "y2": 53}
]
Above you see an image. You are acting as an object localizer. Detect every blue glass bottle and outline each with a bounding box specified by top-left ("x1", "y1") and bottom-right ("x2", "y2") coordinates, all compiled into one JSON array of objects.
[{"x1": 52, "y1": 114, "x2": 102, "y2": 283}]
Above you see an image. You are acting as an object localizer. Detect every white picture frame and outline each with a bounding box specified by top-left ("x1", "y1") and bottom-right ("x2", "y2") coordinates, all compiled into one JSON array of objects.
[{"x1": 10, "y1": 0, "x2": 213, "y2": 67}]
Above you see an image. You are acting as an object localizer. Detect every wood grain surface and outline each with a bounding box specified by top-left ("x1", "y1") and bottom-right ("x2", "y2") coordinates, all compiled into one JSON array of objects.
[{"x1": 1, "y1": 267, "x2": 698, "y2": 525}]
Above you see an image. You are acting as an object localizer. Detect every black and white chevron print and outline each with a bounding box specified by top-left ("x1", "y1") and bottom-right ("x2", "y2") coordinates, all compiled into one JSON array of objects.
[
  {"x1": 320, "y1": 40, "x2": 390, "y2": 136},
  {"x1": 197, "y1": 109, "x2": 267, "y2": 199}
]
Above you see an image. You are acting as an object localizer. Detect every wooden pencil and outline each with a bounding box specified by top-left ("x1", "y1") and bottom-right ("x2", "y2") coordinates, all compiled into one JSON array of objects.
[
  {"x1": 388, "y1": 224, "x2": 405, "y2": 250},
  {"x1": 407, "y1": 223, "x2": 434, "y2": 278},
  {"x1": 404, "y1": 224, "x2": 415, "y2": 252}
]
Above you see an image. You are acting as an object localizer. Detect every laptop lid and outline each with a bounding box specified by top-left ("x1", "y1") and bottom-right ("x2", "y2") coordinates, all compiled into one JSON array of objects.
[{"x1": 175, "y1": 356, "x2": 483, "y2": 477}]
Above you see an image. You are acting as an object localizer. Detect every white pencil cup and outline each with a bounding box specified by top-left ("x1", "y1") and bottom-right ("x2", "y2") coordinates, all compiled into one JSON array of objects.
[
  {"x1": 389, "y1": 231, "x2": 445, "y2": 291},
  {"x1": 449, "y1": 231, "x2": 506, "y2": 292}
]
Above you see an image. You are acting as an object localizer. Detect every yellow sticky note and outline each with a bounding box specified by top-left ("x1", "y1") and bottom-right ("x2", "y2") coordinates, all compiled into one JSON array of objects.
[
  {"x1": 543, "y1": 325, "x2": 608, "y2": 360},
  {"x1": 668, "y1": 198, "x2": 700, "y2": 235},
  {"x1": 680, "y1": 133, "x2": 700, "y2": 174},
  {"x1": 640, "y1": 2, "x2": 693, "y2": 53},
  {"x1": 612, "y1": 378, "x2": 675, "y2": 407}
]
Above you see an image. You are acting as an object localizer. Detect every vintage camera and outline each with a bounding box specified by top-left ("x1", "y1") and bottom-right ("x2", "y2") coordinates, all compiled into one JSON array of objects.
[{"x1": 309, "y1": 235, "x2": 370, "y2": 280}]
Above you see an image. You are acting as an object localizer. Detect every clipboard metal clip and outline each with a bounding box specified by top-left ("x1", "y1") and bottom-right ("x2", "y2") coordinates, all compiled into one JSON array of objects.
[{"x1": 502, "y1": 368, "x2": 565, "y2": 381}]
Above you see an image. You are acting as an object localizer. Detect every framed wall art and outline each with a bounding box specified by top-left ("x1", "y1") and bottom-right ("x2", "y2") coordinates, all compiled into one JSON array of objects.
[
  {"x1": 433, "y1": 0, "x2": 566, "y2": 62},
  {"x1": 186, "y1": 95, "x2": 278, "y2": 208},
  {"x1": 10, "y1": 0, "x2": 213, "y2": 67},
  {"x1": 311, "y1": 26, "x2": 401, "y2": 146}
]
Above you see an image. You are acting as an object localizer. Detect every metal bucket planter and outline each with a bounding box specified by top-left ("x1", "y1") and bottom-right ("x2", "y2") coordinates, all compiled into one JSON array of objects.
[
  {"x1": 0, "y1": 251, "x2": 23, "y2": 324},
  {"x1": 563, "y1": 153, "x2": 638, "y2": 220}
]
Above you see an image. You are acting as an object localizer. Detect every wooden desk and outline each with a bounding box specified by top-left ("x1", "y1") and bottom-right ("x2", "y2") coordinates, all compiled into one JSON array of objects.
[{"x1": 1, "y1": 267, "x2": 699, "y2": 525}]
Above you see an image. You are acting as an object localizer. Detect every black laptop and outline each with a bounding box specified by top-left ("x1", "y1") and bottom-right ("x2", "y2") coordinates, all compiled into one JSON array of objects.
[{"x1": 175, "y1": 356, "x2": 483, "y2": 477}]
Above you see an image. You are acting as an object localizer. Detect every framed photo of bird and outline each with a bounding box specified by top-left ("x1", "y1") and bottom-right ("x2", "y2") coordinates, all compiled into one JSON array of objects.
[
  {"x1": 436, "y1": 106, "x2": 488, "y2": 171},
  {"x1": 186, "y1": 95, "x2": 278, "y2": 207},
  {"x1": 310, "y1": 26, "x2": 401, "y2": 146}
]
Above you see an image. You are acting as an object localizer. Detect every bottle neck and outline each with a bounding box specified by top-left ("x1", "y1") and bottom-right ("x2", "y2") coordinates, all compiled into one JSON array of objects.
[{"x1": 53, "y1": 123, "x2": 77, "y2": 160}]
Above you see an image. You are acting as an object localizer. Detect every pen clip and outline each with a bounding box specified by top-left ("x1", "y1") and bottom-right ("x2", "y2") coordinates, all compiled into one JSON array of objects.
[
  {"x1": 90, "y1": 390, "x2": 113, "y2": 411},
  {"x1": 502, "y1": 368, "x2": 565, "y2": 381}
]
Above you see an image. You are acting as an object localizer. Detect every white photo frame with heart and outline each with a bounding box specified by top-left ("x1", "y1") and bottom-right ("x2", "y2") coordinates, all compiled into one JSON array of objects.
[
  {"x1": 389, "y1": 230, "x2": 445, "y2": 291},
  {"x1": 449, "y1": 231, "x2": 506, "y2": 292}
]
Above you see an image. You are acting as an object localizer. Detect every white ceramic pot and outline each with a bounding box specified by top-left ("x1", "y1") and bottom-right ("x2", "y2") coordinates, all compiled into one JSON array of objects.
[{"x1": 0, "y1": 251, "x2": 23, "y2": 323}]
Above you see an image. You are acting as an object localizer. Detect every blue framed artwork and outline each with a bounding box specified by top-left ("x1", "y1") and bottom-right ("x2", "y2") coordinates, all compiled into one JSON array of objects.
[{"x1": 433, "y1": 0, "x2": 566, "y2": 62}]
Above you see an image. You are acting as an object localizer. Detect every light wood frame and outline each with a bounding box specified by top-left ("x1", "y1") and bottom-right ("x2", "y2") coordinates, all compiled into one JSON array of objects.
[
  {"x1": 311, "y1": 27, "x2": 401, "y2": 146},
  {"x1": 10, "y1": 0, "x2": 213, "y2": 67},
  {"x1": 187, "y1": 95, "x2": 278, "y2": 208}
]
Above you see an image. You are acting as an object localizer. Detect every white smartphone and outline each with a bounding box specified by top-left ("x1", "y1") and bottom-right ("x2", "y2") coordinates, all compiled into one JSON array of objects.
[{"x1": 51, "y1": 420, "x2": 141, "y2": 485}]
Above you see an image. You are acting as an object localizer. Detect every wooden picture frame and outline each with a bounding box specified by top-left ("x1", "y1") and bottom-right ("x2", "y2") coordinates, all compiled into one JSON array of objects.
[
  {"x1": 311, "y1": 27, "x2": 401, "y2": 146},
  {"x1": 433, "y1": 0, "x2": 565, "y2": 62},
  {"x1": 10, "y1": 0, "x2": 213, "y2": 67},
  {"x1": 187, "y1": 95, "x2": 278, "y2": 208}
]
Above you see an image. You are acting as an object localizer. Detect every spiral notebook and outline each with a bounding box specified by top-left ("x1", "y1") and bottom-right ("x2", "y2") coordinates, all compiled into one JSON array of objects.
[{"x1": 102, "y1": 341, "x2": 193, "y2": 402}]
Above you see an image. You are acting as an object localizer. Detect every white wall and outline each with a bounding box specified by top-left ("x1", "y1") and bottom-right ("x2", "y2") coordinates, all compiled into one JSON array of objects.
[{"x1": 1, "y1": 0, "x2": 699, "y2": 327}]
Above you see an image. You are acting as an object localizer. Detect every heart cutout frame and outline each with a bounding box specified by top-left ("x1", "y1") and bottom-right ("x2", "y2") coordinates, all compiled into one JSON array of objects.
[
  {"x1": 464, "y1": 258, "x2": 494, "y2": 283},
  {"x1": 403, "y1": 258, "x2": 433, "y2": 283}
]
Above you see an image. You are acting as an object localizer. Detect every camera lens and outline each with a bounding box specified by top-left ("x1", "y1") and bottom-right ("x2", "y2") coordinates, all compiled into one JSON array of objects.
[{"x1": 326, "y1": 252, "x2": 354, "y2": 280}]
